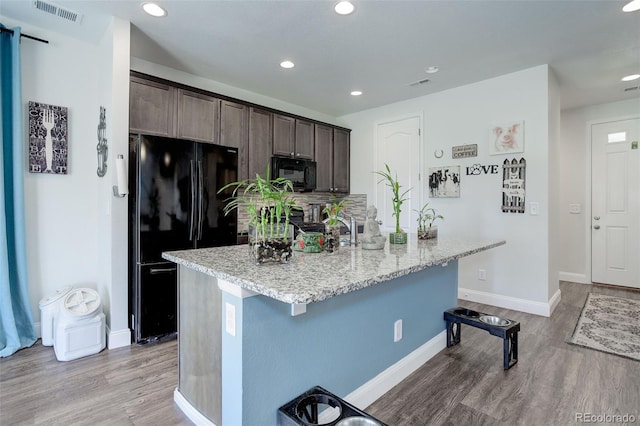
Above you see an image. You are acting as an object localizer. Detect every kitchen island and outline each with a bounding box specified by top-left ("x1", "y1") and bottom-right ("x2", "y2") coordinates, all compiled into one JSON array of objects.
[{"x1": 163, "y1": 235, "x2": 505, "y2": 426}]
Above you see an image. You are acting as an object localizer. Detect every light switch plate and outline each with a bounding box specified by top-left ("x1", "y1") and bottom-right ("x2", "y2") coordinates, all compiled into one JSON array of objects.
[{"x1": 530, "y1": 202, "x2": 539, "y2": 216}]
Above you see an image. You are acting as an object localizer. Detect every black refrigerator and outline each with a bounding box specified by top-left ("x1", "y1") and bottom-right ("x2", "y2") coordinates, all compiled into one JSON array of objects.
[{"x1": 129, "y1": 134, "x2": 238, "y2": 344}]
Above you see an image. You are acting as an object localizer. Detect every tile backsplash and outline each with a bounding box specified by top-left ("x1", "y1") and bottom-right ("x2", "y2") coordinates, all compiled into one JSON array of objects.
[{"x1": 236, "y1": 193, "x2": 367, "y2": 232}]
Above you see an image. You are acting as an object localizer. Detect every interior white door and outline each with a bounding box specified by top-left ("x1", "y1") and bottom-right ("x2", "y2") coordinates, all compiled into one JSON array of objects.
[
  {"x1": 375, "y1": 116, "x2": 421, "y2": 234},
  {"x1": 591, "y1": 118, "x2": 639, "y2": 288}
]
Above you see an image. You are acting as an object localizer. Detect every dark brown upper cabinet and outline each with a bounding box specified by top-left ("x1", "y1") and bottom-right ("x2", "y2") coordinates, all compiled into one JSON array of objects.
[
  {"x1": 273, "y1": 115, "x2": 314, "y2": 160},
  {"x1": 314, "y1": 125, "x2": 350, "y2": 193},
  {"x1": 272, "y1": 114, "x2": 296, "y2": 158},
  {"x1": 248, "y1": 108, "x2": 273, "y2": 179},
  {"x1": 332, "y1": 128, "x2": 350, "y2": 193},
  {"x1": 219, "y1": 100, "x2": 249, "y2": 180},
  {"x1": 130, "y1": 76, "x2": 176, "y2": 137},
  {"x1": 177, "y1": 89, "x2": 219, "y2": 144}
]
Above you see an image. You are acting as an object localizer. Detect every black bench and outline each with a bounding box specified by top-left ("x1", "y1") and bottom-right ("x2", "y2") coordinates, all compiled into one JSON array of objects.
[{"x1": 444, "y1": 307, "x2": 520, "y2": 370}]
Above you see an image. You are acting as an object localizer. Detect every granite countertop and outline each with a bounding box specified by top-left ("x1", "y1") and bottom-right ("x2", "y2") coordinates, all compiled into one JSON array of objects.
[{"x1": 162, "y1": 235, "x2": 505, "y2": 305}]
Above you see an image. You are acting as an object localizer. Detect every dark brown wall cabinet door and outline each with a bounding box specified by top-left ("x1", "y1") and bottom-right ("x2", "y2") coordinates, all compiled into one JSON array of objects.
[
  {"x1": 314, "y1": 124, "x2": 333, "y2": 192},
  {"x1": 177, "y1": 89, "x2": 219, "y2": 143},
  {"x1": 332, "y1": 129, "x2": 350, "y2": 193},
  {"x1": 130, "y1": 76, "x2": 176, "y2": 137},
  {"x1": 273, "y1": 114, "x2": 295, "y2": 157},
  {"x1": 220, "y1": 100, "x2": 249, "y2": 180},
  {"x1": 248, "y1": 108, "x2": 273, "y2": 179},
  {"x1": 294, "y1": 119, "x2": 315, "y2": 160}
]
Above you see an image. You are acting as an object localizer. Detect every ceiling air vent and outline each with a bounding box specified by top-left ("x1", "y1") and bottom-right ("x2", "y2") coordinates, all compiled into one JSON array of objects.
[
  {"x1": 33, "y1": 0, "x2": 83, "y2": 24},
  {"x1": 409, "y1": 78, "x2": 430, "y2": 87}
]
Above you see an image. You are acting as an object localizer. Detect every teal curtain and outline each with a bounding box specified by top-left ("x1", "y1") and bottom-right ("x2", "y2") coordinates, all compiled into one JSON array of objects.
[{"x1": 1, "y1": 24, "x2": 36, "y2": 357}]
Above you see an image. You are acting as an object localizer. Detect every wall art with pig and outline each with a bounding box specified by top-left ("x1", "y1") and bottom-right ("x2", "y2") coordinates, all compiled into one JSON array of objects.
[{"x1": 490, "y1": 121, "x2": 524, "y2": 155}]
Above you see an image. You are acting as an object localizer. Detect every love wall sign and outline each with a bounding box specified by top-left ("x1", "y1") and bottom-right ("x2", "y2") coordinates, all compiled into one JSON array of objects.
[{"x1": 466, "y1": 164, "x2": 500, "y2": 175}]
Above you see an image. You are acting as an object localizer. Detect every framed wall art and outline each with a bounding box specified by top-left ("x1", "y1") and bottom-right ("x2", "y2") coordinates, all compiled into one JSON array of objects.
[
  {"x1": 501, "y1": 158, "x2": 526, "y2": 213},
  {"x1": 428, "y1": 165, "x2": 460, "y2": 198},
  {"x1": 28, "y1": 101, "x2": 68, "y2": 174},
  {"x1": 489, "y1": 121, "x2": 524, "y2": 155}
]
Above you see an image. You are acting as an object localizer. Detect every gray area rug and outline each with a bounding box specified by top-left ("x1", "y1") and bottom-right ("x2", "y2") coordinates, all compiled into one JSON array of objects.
[{"x1": 569, "y1": 293, "x2": 640, "y2": 361}]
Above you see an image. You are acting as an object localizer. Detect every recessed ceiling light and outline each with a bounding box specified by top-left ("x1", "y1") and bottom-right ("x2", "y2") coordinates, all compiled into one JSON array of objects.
[
  {"x1": 350, "y1": 90, "x2": 362, "y2": 96},
  {"x1": 280, "y1": 60, "x2": 295, "y2": 69},
  {"x1": 621, "y1": 74, "x2": 640, "y2": 81},
  {"x1": 334, "y1": 1, "x2": 355, "y2": 15},
  {"x1": 425, "y1": 66, "x2": 439, "y2": 74},
  {"x1": 622, "y1": 0, "x2": 640, "y2": 12},
  {"x1": 142, "y1": 2, "x2": 166, "y2": 17}
]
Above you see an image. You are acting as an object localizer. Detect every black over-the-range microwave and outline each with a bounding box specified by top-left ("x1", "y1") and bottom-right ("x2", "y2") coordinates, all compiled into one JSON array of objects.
[{"x1": 271, "y1": 156, "x2": 317, "y2": 191}]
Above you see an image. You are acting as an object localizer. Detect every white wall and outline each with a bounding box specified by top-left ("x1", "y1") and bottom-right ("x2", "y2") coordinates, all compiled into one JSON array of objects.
[
  {"x1": 558, "y1": 98, "x2": 640, "y2": 283},
  {"x1": 341, "y1": 65, "x2": 556, "y2": 315},
  {"x1": 2, "y1": 15, "x2": 132, "y2": 348}
]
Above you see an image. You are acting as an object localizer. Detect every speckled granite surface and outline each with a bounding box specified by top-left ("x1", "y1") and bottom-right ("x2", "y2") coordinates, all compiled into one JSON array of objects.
[{"x1": 163, "y1": 235, "x2": 505, "y2": 304}]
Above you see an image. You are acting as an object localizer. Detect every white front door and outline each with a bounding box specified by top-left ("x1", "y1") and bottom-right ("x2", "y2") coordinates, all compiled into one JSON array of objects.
[
  {"x1": 375, "y1": 116, "x2": 421, "y2": 234},
  {"x1": 591, "y1": 118, "x2": 640, "y2": 288}
]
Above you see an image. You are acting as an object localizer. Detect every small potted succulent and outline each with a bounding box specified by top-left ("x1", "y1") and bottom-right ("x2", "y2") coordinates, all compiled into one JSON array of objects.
[
  {"x1": 415, "y1": 202, "x2": 444, "y2": 239},
  {"x1": 322, "y1": 198, "x2": 346, "y2": 252},
  {"x1": 219, "y1": 169, "x2": 299, "y2": 264},
  {"x1": 375, "y1": 164, "x2": 411, "y2": 244}
]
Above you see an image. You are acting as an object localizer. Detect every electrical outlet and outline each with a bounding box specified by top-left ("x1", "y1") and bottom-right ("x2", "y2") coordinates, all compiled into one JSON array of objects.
[
  {"x1": 394, "y1": 319, "x2": 402, "y2": 342},
  {"x1": 478, "y1": 269, "x2": 486, "y2": 281},
  {"x1": 225, "y1": 302, "x2": 236, "y2": 337}
]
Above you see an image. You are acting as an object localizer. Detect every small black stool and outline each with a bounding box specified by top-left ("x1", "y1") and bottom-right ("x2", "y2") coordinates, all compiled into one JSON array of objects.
[{"x1": 444, "y1": 307, "x2": 520, "y2": 370}]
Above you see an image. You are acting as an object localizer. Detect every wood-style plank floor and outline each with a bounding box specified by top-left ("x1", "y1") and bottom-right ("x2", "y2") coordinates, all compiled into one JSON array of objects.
[
  {"x1": 1, "y1": 281, "x2": 638, "y2": 426},
  {"x1": 366, "y1": 281, "x2": 640, "y2": 425}
]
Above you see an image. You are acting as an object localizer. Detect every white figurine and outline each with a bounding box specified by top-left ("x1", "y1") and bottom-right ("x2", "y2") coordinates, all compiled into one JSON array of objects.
[{"x1": 361, "y1": 205, "x2": 386, "y2": 250}]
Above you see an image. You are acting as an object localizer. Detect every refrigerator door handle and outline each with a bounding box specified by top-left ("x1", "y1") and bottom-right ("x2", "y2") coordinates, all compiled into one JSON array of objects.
[
  {"x1": 150, "y1": 266, "x2": 177, "y2": 274},
  {"x1": 189, "y1": 160, "x2": 196, "y2": 240},
  {"x1": 197, "y1": 160, "x2": 204, "y2": 240}
]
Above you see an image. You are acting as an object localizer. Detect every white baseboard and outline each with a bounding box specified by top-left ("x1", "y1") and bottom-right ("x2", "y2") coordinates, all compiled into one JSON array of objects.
[
  {"x1": 174, "y1": 388, "x2": 216, "y2": 426},
  {"x1": 34, "y1": 321, "x2": 42, "y2": 339},
  {"x1": 559, "y1": 271, "x2": 588, "y2": 284},
  {"x1": 548, "y1": 289, "x2": 562, "y2": 316},
  {"x1": 458, "y1": 287, "x2": 560, "y2": 317},
  {"x1": 107, "y1": 326, "x2": 131, "y2": 349},
  {"x1": 342, "y1": 330, "x2": 447, "y2": 410}
]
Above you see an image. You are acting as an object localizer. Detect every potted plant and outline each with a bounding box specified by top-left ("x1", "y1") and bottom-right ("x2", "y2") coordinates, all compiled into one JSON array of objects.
[
  {"x1": 219, "y1": 169, "x2": 299, "y2": 264},
  {"x1": 415, "y1": 202, "x2": 444, "y2": 239},
  {"x1": 322, "y1": 197, "x2": 347, "y2": 252},
  {"x1": 375, "y1": 164, "x2": 411, "y2": 244}
]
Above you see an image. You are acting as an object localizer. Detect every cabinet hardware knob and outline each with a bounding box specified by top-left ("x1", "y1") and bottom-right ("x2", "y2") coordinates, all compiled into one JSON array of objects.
[
  {"x1": 593, "y1": 225, "x2": 600, "y2": 230},
  {"x1": 290, "y1": 152, "x2": 294, "y2": 156},
  {"x1": 593, "y1": 216, "x2": 600, "y2": 220}
]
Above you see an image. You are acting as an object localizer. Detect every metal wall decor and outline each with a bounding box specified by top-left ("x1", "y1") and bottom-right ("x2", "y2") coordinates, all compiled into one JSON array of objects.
[
  {"x1": 466, "y1": 164, "x2": 500, "y2": 175},
  {"x1": 428, "y1": 165, "x2": 460, "y2": 198},
  {"x1": 28, "y1": 101, "x2": 68, "y2": 174},
  {"x1": 97, "y1": 106, "x2": 108, "y2": 177},
  {"x1": 452, "y1": 144, "x2": 478, "y2": 159},
  {"x1": 501, "y1": 158, "x2": 526, "y2": 213}
]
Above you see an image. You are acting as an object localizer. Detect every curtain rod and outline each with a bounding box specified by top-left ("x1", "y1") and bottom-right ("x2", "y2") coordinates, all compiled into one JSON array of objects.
[{"x1": 0, "y1": 27, "x2": 49, "y2": 44}]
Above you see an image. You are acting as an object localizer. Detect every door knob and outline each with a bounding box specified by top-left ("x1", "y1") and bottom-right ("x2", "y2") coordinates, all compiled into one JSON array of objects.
[
  {"x1": 593, "y1": 216, "x2": 600, "y2": 220},
  {"x1": 593, "y1": 225, "x2": 600, "y2": 230}
]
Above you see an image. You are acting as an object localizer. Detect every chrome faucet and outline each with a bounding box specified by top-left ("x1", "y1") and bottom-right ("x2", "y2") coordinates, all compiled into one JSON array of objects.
[{"x1": 322, "y1": 215, "x2": 358, "y2": 246}]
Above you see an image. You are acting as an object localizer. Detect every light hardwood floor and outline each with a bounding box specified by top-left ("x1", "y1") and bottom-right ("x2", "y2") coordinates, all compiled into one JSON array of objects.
[{"x1": 1, "y1": 281, "x2": 638, "y2": 426}]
